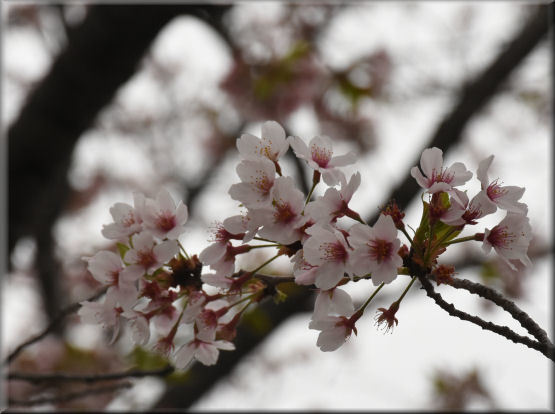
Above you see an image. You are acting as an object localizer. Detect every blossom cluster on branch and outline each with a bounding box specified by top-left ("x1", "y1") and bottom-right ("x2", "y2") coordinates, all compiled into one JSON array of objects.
[{"x1": 79, "y1": 121, "x2": 533, "y2": 368}]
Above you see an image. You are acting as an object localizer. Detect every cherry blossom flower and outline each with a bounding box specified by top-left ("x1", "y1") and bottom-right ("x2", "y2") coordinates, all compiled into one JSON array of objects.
[
  {"x1": 182, "y1": 290, "x2": 207, "y2": 324},
  {"x1": 228, "y1": 158, "x2": 276, "y2": 208},
  {"x1": 305, "y1": 172, "x2": 361, "y2": 223},
  {"x1": 411, "y1": 147, "x2": 472, "y2": 195},
  {"x1": 124, "y1": 231, "x2": 178, "y2": 274},
  {"x1": 441, "y1": 188, "x2": 496, "y2": 226},
  {"x1": 349, "y1": 214, "x2": 402, "y2": 285},
  {"x1": 85, "y1": 250, "x2": 143, "y2": 291},
  {"x1": 288, "y1": 135, "x2": 356, "y2": 185},
  {"x1": 223, "y1": 213, "x2": 259, "y2": 243},
  {"x1": 78, "y1": 293, "x2": 124, "y2": 344},
  {"x1": 199, "y1": 221, "x2": 246, "y2": 276},
  {"x1": 303, "y1": 225, "x2": 353, "y2": 290},
  {"x1": 313, "y1": 287, "x2": 355, "y2": 319},
  {"x1": 101, "y1": 192, "x2": 145, "y2": 241},
  {"x1": 481, "y1": 212, "x2": 532, "y2": 271},
  {"x1": 251, "y1": 176, "x2": 308, "y2": 245},
  {"x1": 477, "y1": 155, "x2": 527, "y2": 214},
  {"x1": 236, "y1": 121, "x2": 289, "y2": 165},
  {"x1": 291, "y1": 250, "x2": 319, "y2": 286},
  {"x1": 142, "y1": 188, "x2": 188, "y2": 240},
  {"x1": 125, "y1": 311, "x2": 150, "y2": 346},
  {"x1": 309, "y1": 315, "x2": 357, "y2": 352},
  {"x1": 173, "y1": 328, "x2": 235, "y2": 368}
]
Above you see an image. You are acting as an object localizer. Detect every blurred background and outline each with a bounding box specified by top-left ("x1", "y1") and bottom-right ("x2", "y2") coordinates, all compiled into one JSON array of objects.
[{"x1": 3, "y1": 2, "x2": 552, "y2": 410}]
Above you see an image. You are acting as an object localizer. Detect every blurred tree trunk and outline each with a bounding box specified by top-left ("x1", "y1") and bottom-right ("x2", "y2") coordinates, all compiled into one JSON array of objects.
[{"x1": 7, "y1": 4, "x2": 231, "y2": 324}]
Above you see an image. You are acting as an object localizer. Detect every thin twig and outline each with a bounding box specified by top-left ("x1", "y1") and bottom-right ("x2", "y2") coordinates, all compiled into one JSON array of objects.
[
  {"x1": 417, "y1": 275, "x2": 554, "y2": 362},
  {"x1": 7, "y1": 365, "x2": 174, "y2": 384},
  {"x1": 446, "y1": 276, "x2": 552, "y2": 346},
  {"x1": 5, "y1": 286, "x2": 108, "y2": 365},
  {"x1": 8, "y1": 382, "x2": 132, "y2": 408}
]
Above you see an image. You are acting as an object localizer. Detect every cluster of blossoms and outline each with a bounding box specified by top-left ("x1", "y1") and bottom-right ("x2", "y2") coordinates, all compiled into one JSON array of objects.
[{"x1": 80, "y1": 121, "x2": 532, "y2": 368}]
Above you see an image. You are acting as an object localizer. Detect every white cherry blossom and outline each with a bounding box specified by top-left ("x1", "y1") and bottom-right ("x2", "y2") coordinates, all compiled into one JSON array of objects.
[
  {"x1": 228, "y1": 158, "x2": 276, "y2": 208},
  {"x1": 313, "y1": 287, "x2": 355, "y2": 319},
  {"x1": 142, "y1": 188, "x2": 188, "y2": 240},
  {"x1": 251, "y1": 176, "x2": 307, "y2": 245},
  {"x1": 124, "y1": 231, "x2": 178, "y2": 274},
  {"x1": 309, "y1": 315, "x2": 356, "y2": 352},
  {"x1": 349, "y1": 214, "x2": 402, "y2": 286},
  {"x1": 305, "y1": 172, "x2": 361, "y2": 223},
  {"x1": 482, "y1": 212, "x2": 532, "y2": 271},
  {"x1": 173, "y1": 328, "x2": 235, "y2": 368},
  {"x1": 101, "y1": 192, "x2": 145, "y2": 241},
  {"x1": 236, "y1": 120, "x2": 289, "y2": 163},
  {"x1": 411, "y1": 147, "x2": 472, "y2": 195},
  {"x1": 303, "y1": 225, "x2": 353, "y2": 290},
  {"x1": 477, "y1": 155, "x2": 527, "y2": 214},
  {"x1": 288, "y1": 135, "x2": 356, "y2": 186}
]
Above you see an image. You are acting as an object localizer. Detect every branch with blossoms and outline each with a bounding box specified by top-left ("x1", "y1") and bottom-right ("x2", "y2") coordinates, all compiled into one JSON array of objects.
[{"x1": 6, "y1": 121, "x2": 553, "y2": 394}]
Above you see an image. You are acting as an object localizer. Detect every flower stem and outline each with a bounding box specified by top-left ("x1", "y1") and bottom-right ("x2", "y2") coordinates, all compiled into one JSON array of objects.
[
  {"x1": 250, "y1": 254, "x2": 281, "y2": 275},
  {"x1": 358, "y1": 282, "x2": 385, "y2": 313},
  {"x1": 442, "y1": 234, "x2": 478, "y2": 246},
  {"x1": 248, "y1": 243, "x2": 281, "y2": 250},
  {"x1": 304, "y1": 180, "x2": 318, "y2": 207},
  {"x1": 177, "y1": 240, "x2": 190, "y2": 260},
  {"x1": 397, "y1": 276, "x2": 417, "y2": 303},
  {"x1": 400, "y1": 227, "x2": 414, "y2": 245}
]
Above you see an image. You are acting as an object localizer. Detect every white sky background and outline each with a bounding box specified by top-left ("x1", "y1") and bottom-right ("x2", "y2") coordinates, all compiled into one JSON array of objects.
[{"x1": 3, "y1": 2, "x2": 552, "y2": 411}]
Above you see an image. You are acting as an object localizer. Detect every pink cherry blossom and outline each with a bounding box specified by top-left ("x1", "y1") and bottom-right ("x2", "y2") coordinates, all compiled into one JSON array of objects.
[
  {"x1": 173, "y1": 328, "x2": 235, "y2": 368},
  {"x1": 182, "y1": 290, "x2": 207, "y2": 324},
  {"x1": 442, "y1": 188, "x2": 496, "y2": 226},
  {"x1": 313, "y1": 287, "x2": 355, "y2": 319},
  {"x1": 228, "y1": 158, "x2": 276, "y2": 208},
  {"x1": 477, "y1": 155, "x2": 527, "y2": 214},
  {"x1": 411, "y1": 147, "x2": 472, "y2": 194},
  {"x1": 482, "y1": 212, "x2": 532, "y2": 271},
  {"x1": 85, "y1": 250, "x2": 143, "y2": 291},
  {"x1": 78, "y1": 292, "x2": 124, "y2": 344},
  {"x1": 305, "y1": 172, "x2": 361, "y2": 223},
  {"x1": 124, "y1": 311, "x2": 150, "y2": 346},
  {"x1": 142, "y1": 188, "x2": 188, "y2": 240},
  {"x1": 251, "y1": 176, "x2": 308, "y2": 245},
  {"x1": 303, "y1": 225, "x2": 353, "y2": 290},
  {"x1": 236, "y1": 120, "x2": 289, "y2": 164},
  {"x1": 291, "y1": 250, "x2": 319, "y2": 286},
  {"x1": 101, "y1": 192, "x2": 145, "y2": 241},
  {"x1": 309, "y1": 315, "x2": 357, "y2": 352},
  {"x1": 288, "y1": 135, "x2": 356, "y2": 186},
  {"x1": 223, "y1": 213, "x2": 259, "y2": 243},
  {"x1": 124, "y1": 231, "x2": 178, "y2": 274},
  {"x1": 349, "y1": 214, "x2": 402, "y2": 286}
]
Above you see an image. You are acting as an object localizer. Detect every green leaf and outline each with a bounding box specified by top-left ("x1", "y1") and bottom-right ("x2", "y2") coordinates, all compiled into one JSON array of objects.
[
  {"x1": 273, "y1": 286, "x2": 288, "y2": 304},
  {"x1": 413, "y1": 199, "x2": 430, "y2": 247},
  {"x1": 117, "y1": 242, "x2": 129, "y2": 259},
  {"x1": 127, "y1": 346, "x2": 169, "y2": 371}
]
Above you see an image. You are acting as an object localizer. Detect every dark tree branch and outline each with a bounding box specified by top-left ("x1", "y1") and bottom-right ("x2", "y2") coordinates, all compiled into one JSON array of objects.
[
  {"x1": 418, "y1": 274, "x2": 554, "y2": 362},
  {"x1": 366, "y1": 4, "x2": 550, "y2": 225},
  {"x1": 7, "y1": 365, "x2": 174, "y2": 384},
  {"x1": 7, "y1": 4, "x2": 232, "y2": 327},
  {"x1": 7, "y1": 382, "x2": 132, "y2": 408},
  {"x1": 446, "y1": 276, "x2": 553, "y2": 347},
  {"x1": 4, "y1": 286, "x2": 108, "y2": 365}
]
